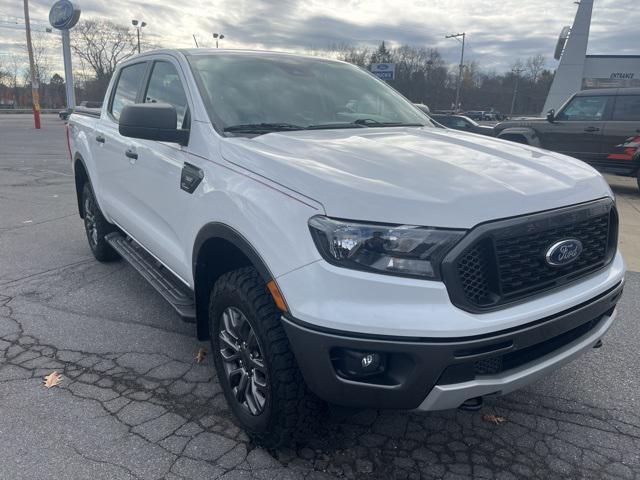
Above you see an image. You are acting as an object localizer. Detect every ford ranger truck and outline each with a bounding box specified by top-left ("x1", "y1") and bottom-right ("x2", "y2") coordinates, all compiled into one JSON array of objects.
[{"x1": 67, "y1": 49, "x2": 625, "y2": 447}]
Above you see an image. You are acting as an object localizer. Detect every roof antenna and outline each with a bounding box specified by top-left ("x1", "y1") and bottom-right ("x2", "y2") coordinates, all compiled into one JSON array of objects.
[{"x1": 192, "y1": 34, "x2": 199, "y2": 48}]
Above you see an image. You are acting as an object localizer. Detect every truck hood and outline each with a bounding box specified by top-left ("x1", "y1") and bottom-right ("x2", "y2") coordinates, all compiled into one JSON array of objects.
[{"x1": 220, "y1": 127, "x2": 612, "y2": 228}]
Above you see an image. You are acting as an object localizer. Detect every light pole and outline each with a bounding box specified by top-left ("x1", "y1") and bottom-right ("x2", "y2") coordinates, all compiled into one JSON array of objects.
[
  {"x1": 132, "y1": 19, "x2": 146, "y2": 54},
  {"x1": 213, "y1": 32, "x2": 225, "y2": 48},
  {"x1": 445, "y1": 32, "x2": 465, "y2": 112}
]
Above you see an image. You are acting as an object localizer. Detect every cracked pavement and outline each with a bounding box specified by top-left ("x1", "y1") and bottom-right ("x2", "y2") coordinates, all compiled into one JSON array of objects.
[{"x1": 1, "y1": 114, "x2": 640, "y2": 479}]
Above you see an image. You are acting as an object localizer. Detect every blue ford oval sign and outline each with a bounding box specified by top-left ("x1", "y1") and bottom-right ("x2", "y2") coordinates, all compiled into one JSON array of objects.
[
  {"x1": 545, "y1": 239, "x2": 583, "y2": 267},
  {"x1": 49, "y1": 0, "x2": 81, "y2": 30}
]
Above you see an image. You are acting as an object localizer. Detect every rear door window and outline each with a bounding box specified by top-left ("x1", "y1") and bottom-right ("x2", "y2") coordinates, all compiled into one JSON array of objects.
[
  {"x1": 110, "y1": 62, "x2": 147, "y2": 121},
  {"x1": 612, "y1": 95, "x2": 640, "y2": 121}
]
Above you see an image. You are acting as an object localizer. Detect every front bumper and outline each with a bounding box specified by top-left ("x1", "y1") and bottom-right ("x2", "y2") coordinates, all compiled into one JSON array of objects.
[{"x1": 282, "y1": 280, "x2": 623, "y2": 410}]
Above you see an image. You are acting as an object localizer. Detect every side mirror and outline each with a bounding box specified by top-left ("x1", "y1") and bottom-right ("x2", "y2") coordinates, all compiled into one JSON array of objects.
[
  {"x1": 119, "y1": 103, "x2": 189, "y2": 146},
  {"x1": 546, "y1": 109, "x2": 556, "y2": 123}
]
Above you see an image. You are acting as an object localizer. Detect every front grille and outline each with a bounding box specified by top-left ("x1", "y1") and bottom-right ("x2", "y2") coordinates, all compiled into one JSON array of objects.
[
  {"x1": 445, "y1": 199, "x2": 618, "y2": 311},
  {"x1": 495, "y1": 214, "x2": 609, "y2": 298}
]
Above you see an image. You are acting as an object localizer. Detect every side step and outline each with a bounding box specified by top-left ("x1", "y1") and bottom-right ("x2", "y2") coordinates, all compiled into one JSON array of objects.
[{"x1": 106, "y1": 232, "x2": 196, "y2": 323}]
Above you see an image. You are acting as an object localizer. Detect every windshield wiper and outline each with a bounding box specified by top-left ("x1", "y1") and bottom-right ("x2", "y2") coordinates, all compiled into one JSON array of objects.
[
  {"x1": 223, "y1": 123, "x2": 306, "y2": 134},
  {"x1": 306, "y1": 122, "x2": 368, "y2": 130},
  {"x1": 353, "y1": 119, "x2": 425, "y2": 128}
]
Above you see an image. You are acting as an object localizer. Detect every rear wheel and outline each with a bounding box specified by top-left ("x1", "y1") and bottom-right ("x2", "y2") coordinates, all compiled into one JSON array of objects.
[
  {"x1": 81, "y1": 183, "x2": 119, "y2": 262},
  {"x1": 209, "y1": 267, "x2": 323, "y2": 447}
]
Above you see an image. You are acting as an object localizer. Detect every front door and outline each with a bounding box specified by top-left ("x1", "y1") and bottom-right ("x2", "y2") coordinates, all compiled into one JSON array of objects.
[
  {"x1": 121, "y1": 58, "x2": 197, "y2": 283},
  {"x1": 539, "y1": 94, "x2": 613, "y2": 162}
]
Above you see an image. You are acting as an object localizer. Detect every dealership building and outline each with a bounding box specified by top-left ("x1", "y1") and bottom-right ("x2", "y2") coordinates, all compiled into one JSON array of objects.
[{"x1": 542, "y1": 0, "x2": 640, "y2": 113}]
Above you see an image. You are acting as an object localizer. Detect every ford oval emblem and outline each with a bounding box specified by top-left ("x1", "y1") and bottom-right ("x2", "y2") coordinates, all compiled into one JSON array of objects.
[{"x1": 545, "y1": 239, "x2": 583, "y2": 267}]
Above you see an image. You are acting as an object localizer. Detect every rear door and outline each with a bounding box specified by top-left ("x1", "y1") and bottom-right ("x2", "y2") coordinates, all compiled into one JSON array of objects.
[
  {"x1": 539, "y1": 94, "x2": 612, "y2": 162},
  {"x1": 599, "y1": 94, "x2": 640, "y2": 174},
  {"x1": 92, "y1": 61, "x2": 148, "y2": 226}
]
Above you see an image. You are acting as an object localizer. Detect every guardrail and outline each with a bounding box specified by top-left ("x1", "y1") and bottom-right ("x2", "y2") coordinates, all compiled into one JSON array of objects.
[{"x1": 0, "y1": 109, "x2": 61, "y2": 114}]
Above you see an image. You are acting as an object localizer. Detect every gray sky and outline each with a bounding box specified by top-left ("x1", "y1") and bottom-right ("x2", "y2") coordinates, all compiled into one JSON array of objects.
[{"x1": 1, "y1": 0, "x2": 638, "y2": 76}]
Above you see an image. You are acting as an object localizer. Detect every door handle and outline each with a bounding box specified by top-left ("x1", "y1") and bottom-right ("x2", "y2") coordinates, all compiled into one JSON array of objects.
[
  {"x1": 95, "y1": 135, "x2": 105, "y2": 143},
  {"x1": 584, "y1": 127, "x2": 600, "y2": 133},
  {"x1": 125, "y1": 149, "x2": 138, "y2": 160}
]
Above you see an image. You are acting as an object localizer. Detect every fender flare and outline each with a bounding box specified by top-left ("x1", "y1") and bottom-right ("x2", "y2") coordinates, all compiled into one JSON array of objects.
[
  {"x1": 73, "y1": 154, "x2": 90, "y2": 218},
  {"x1": 192, "y1": 223, "x2": 274, "y2": 284},
  {"x1": 192, "y1": 223, "x2": 274, "y2": 339},
  {"x1": 496, "y1": 127, "x2": 541, "y2": 147}
]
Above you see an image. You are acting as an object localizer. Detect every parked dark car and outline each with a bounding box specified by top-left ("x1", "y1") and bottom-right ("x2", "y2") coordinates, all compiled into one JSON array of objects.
[
  {"x1": 431, "y1": 114, "x2": 495, "y2": 136},
  {"x1": 495, "y1": 88, "x2": 640, "y2": 190}
]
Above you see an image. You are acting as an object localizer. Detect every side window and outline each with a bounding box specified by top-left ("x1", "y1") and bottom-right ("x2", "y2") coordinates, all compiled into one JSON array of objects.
[
  {"x1": 612, "y1": 95, "x2": 640, "y2": 121},
  {"x1": 557, "y1": 96, "x2": 609, "y2": 121},
  {"x1": 110, "y1": 63, "x2": 147, "y2": 121},
  {"x1": 144, "y1": 61, "x2": 189, "y2": 129}
]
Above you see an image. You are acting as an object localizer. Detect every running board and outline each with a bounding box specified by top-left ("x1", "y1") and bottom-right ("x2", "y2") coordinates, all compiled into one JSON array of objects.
[{"x1": 105, "y1": 232, "x2": 196, "y2": 323}]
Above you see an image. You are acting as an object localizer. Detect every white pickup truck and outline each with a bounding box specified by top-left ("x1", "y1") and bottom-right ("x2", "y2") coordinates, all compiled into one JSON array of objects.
[{"x1": 67, "y1": 49, "x2": 625, "y2": 447}]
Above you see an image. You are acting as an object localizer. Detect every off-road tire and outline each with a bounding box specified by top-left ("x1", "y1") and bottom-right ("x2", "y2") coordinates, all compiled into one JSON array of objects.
[
  {"x1": 81, "y1": 183, "x2": 119, "y2": 262},
  {"x1": 209, "y1": 267, "x2": 324, "y2": 448}
]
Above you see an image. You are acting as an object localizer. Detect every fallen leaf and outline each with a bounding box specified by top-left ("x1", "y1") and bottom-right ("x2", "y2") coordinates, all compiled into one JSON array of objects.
[
  {"x1": 195, "y1": 347, "x2": 207, "y2": 364},
  {"x1": 43, "y1": 371, "x2": 63, "y2": 388},
  {"x1": 482, "y1": 414, "x2": 507, "y2": 425}
]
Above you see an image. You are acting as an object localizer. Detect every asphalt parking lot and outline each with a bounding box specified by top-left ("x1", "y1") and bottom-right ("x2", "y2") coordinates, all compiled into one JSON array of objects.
[{"x1": 1, "y1": 114, "x2": 639, "y2": 480}]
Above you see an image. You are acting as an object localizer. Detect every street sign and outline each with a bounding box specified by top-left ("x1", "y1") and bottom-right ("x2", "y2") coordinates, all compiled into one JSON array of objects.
[
  {"x1": 370, "y1": 63, "x2": 395, "y2": 81},
  {"x1": 49, "y1": 0, "x2": 81, "y2": 30},
  {"x1": 49, "y1": 0, "x2": 81, "y2": 110}
]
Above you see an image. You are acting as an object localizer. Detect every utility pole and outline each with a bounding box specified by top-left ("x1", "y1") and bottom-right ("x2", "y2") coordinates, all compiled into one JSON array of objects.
[
  {"x1": 510, "y1": 67, "x2": 525, "y2": 117},
  {"x1": 23, "y1": 0, "x2": 41, "y2": 129},
  {"x1": 445, "y1": 32, "x2": 465, "y2": 112}
]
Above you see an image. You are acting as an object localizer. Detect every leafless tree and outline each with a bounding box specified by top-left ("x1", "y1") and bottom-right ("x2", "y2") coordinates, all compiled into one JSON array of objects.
[
  {"x1": 21, "y1": 32, "x2": 52, "y2": 87},
  {"x1": 72, "y1": 19, "x2": 137, "y2": 86},
  {"x1": 330, "y1": 43, "x2": 372, "y2": 68},
  {"x1": 0, "y1": 57, "x2": 8, "y2": 85},
  {"x1": 526, "y1": 54, "x2": 546, "y2": 83}
]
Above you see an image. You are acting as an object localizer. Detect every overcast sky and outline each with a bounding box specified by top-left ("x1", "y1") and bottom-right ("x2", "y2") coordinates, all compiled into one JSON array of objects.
[{"x1": 1, "y1": 0, "x2": 638, "y2": 75}]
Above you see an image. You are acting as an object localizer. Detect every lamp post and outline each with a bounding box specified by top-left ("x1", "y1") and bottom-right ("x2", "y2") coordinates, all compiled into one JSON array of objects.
[
  {"x1": 132, "y1": 19, "x2": 146, "y2": 54},
  {"x1": 213, "y1": 32, "x2": 225, "y2": 48}
]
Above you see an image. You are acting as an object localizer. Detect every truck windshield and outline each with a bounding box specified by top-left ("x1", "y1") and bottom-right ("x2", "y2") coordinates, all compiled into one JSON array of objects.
[{"x1": 187, "y1": 53, "x2": 431, "y2": 135}]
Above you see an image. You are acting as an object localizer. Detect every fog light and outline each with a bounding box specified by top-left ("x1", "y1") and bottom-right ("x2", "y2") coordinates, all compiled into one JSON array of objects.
[
  {"x1": 334, "y1": 349, "x2": 386, "y2": 379},
  {"x1": 362, "y1": 354, "x2": 375, "y2": 368}
]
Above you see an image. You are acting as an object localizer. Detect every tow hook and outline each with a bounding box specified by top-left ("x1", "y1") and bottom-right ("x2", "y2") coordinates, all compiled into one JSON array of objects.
[
  {"x1": 593, "y1": 339, "x2": 603, "y2": 349},
  {"x1": 458, "y1": 396, "x2": 483, "y2": 411}
]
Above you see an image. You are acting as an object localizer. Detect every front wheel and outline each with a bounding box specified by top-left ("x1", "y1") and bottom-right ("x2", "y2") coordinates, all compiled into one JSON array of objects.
[{"x1": 209, "y1": 267, "x2": 324, "y2": 447}]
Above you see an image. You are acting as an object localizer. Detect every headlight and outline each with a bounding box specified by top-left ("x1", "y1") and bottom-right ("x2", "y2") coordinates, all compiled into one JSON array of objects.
[{"x1": 308, "y1": 216, "x2": 465, "y2": 280}]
